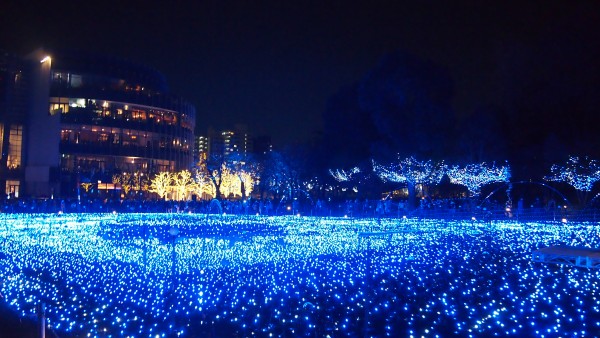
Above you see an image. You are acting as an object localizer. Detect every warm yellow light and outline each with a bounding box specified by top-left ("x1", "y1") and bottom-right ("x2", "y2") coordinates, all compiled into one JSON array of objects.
[{"x1": 40, "y1": 56, "x2": 51, "y2": 63}]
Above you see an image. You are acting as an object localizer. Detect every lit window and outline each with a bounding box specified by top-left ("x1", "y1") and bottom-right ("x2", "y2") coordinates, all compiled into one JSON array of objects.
[{"x1": 7, "y1": 125, "x2": 22, "y2": 169}]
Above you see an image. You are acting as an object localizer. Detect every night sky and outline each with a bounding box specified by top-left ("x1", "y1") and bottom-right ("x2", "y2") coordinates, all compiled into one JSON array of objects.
[{"x1": 1, "y1": 1, "x2": 599, "y2": 147}]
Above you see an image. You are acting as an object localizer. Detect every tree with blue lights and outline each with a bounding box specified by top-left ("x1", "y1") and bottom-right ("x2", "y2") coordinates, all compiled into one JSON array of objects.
[
  {"x1": 446, "y1": 162, "x2": 511, "y2": 197},
  {"x1": 256, "y1": 150, "x2": 306, "y2": 204},
  {"x1": 328, "y1": 166, "x2": 363, "y2": 197},
  {"x1": 373, "y1": 156, "x2": 444, "y2": 210},
  {"x1": 329, "y1": 167, "x2": 361, "y2": 183},
  {"x1": 545, "y1": 156, "x2": 600, "y2": 205}
]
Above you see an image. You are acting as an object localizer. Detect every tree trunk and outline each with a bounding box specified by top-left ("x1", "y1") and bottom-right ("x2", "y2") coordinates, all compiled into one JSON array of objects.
[
  {"x1": 210, "y1": 177, "x2": 221, "y2": 200},
  {"x1": 240, "y1": 179, "x2": 246, "y2": 200},
  {"x1": 407, "y1": 181, "x2": 417, "y2": 210}
]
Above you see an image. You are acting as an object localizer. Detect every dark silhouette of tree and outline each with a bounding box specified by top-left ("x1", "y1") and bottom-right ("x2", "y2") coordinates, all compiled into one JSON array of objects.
[
  {"x1": 358, "y1": 51, "x2": 455, "y2": 161},
  {"x1": 320, "y1": 85, "x2": 378, "y2": 168},
  {"x1": 490, "y1": 6, "x2": 600, "y2": 179},
  {"x1": 455, "y1": 105, "x2": 508, "y2": 163},
  {"x1": 256, "y1": 146, "x2": 312, "y2": 204},
  {"x1": 319, "y1": 50, "x2": 455, "y2": 170},
  {"x1": 256, "y1": 151, "x2": 293, "y2": 200}
]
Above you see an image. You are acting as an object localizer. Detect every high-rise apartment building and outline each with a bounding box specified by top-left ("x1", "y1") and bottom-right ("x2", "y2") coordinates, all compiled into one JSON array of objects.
[{"x1": 196, "y1": 125, "x2": 271, "y2": 160}]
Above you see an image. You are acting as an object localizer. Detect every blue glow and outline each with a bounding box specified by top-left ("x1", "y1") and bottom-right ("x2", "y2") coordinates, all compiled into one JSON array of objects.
[
  {"x1": 373, "y1": 157, "x2": 445, "y2": 185},
  {"x1": 329, "y1": 167, "x2": 361, "y2": 182},
  {"x1": 446, "y1": 162, "x2": 511, "y2": 196},
  {"x1": 545, "y1": 156, "x2": 600, "y2": 192},
  {"x1": 0, "y1": 213, "x2": 599, "y2": 336}
]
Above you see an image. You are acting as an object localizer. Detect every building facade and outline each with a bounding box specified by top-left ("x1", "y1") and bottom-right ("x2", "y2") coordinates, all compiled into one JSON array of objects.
[
  {"x1": 197, "y1": 125, "x2": 272, "y2": 161},
  {"x1": 0, "y1": 51, "x2": 29, "y2": 198},
  {"x1": 0, "y1": 49, "x2": 196, "y2": 198}
]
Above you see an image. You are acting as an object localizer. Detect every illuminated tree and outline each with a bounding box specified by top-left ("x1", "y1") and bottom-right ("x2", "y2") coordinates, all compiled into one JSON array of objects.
[
  {"x1": 133, "y1": 172, "x2": 150, "y2": 193},
  {"x1": 446, "y1": 162, "x2": 511, "y2": 197},
  {"x1": 328, "y1": 166, "x2": 364, "y2": 197},
  {"x1": 373, "y1": 156, "x2": 445, "y2": 209},
  {"x1": 113, "y1": 172, "x2": 134, "y2": 197},
  {"x1": 149, "y1": 172, "x2": 173, "y2": 200},
  {"x1": 219, "y1": 166, "x2": 239, "y2": 199},
  {"x1": 258, "y1": 151, "x2": 289, "y2": 199},
  {"x1": 196, "y1": 154, "x2": 227, "y2": 200},
  {"x1": 171, "y1": 170, "x2": 197, "y2": 201},
  {"x1": 113, "y1": 171, "x2": 149, "y2": 198},
  {"x1": 194, "y1": 154, "x2": 257, "y2": 200},
  {"x1": 193, "y1": 169, "x2": 216, "y2": 200},
  {"x1": 258, "y1": 150, "x2": 301, "y2": 200},
  {"x1": 227, "y1": 153, "x2": 258, "y2": 200},
  {"x1": 236, "y1": 170, "x2": 255, "y2": 198},
  {"x1": 329, "y1": 167, "x2": 360, "y2": 182},
  {"x1": 80, "y1": 182, "x2": 93, "y2": 193},
  {"x1": 545, "y1": 156, "x2": 600, "y2": 205}
]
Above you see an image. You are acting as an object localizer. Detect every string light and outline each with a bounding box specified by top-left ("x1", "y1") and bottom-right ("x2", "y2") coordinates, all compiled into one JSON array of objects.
[
  {"x1": 446, "y1": 162, "x2": 511, "y2": 196},
  {"x1": 329, "y1": 168, "x2": 361, "y2": 182},
  {"x1": 372, "y1": 156, "x2": 445, "y2": 186},
  {"x1": 0, "y1": 213, "x2": 599, "y2": 337},
  {"x1": 545, "y1": 156, "x2": 600, "y2": 192}
]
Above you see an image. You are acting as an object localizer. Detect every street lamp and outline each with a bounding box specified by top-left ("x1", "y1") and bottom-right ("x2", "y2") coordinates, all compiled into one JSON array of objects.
[{"x1": 169, "y1": 227, "x2": 180, "y2": 289}]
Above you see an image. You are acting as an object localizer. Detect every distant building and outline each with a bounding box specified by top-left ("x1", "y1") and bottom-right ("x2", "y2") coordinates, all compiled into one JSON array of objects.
[
  {"x1": 194, "y1": 135, "x2": 209, "y2": 164},
  {"x1": 0, "y1": 49, "x2": 196, "y2": 198},
  {"x1": 252, "y1": 135, "x2": 273, "y2": 155},
  {"x1": 196, "y1": 125, "x2": 271, "y2": 160},
  {"x1": 0, "y1": 50, "x2": 32, "y2": 198}
]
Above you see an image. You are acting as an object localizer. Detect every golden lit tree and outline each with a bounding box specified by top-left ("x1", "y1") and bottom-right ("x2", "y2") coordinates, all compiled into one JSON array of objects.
[
  {"x1": 80, "y1": 182, "x2": 93, "y2": 193},
  {"x1": 113, "y1": 172, "x2": 134, "y2": 197},
  {"x1": 172, "y1": 170, "x2": 197, "y2": 201},
  {"x1": 218, "y1": 168, "x2": 255, "y2": 199},
  {"x1": 226, "y1": 153, "x2": 258, "y2": 199},
  {"x1": 193, "y1": 168, "x2": 216, "y2": 199},
  {"x1": 237, "y1": 170, "x2": 255, "y2": 198},
  {"x1": 218, "y1": 166, "x2": 238, "y2": 199},
  {"x1": 133, "y1": 172, "x2": 150, "y2": 193},
  {"x1": 195, "y1": 154, "x2": 258, "y2": 200},
  {"x1": 149, "y1": 171, "x2": 173, "y2": 200},
  {"x1": 195, "y1": 155, "x2": 225, "y2": 199}
]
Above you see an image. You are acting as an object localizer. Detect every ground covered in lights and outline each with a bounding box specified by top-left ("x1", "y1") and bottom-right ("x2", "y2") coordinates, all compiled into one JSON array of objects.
[{"x1": 1, "y1": 213, "x2": 600, "y2": 337}]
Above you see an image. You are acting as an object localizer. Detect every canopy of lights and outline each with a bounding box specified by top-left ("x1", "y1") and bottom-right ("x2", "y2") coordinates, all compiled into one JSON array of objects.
[{"x1": 0, "y1": 213, "x2": 599, "y2": 337}]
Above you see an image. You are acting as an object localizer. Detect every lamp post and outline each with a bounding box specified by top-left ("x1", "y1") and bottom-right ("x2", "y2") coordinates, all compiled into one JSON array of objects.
[
  {"x1": 38, "y1": 302, "x2": 46, "y2": 338},
  {"x1": 169, "y1": 227, "x2": 180, "y2": 289}
]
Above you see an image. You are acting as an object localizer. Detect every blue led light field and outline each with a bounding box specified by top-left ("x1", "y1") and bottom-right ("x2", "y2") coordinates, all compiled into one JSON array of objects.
[{"x1": 0, "y1": 213, "x2": 599, "y2": 337}]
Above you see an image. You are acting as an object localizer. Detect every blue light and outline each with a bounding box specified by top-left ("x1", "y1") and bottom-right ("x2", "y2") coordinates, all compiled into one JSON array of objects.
[
  {"x1": 545, "y1": 156, "x2": 600, "y2": 192},
  {"x1": 446, "y1": 162, "x2": 511, "y2": 196},
  {"x1": 0, "y1": 213, "x2": 599, "y2": 336}
]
